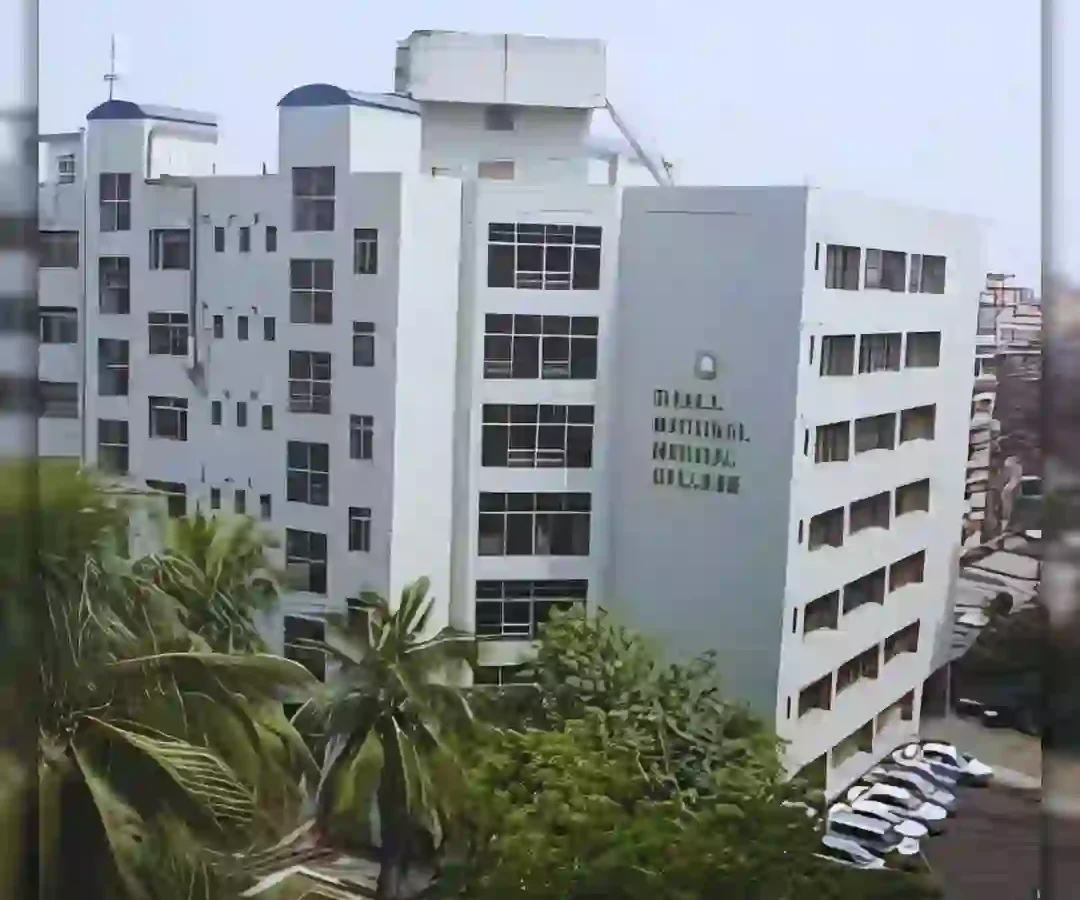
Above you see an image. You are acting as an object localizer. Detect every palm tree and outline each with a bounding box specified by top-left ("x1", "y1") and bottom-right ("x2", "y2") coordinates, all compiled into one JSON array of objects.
[
  {"x1": 141, "y1": 509, "x2": 282, "y2": 654},
  {"x1": 0, "y1": 463, "x2": 320, "y2": 899},
  {"x1": 300, "y1": 578, "x2": 476, "y2": 899}
]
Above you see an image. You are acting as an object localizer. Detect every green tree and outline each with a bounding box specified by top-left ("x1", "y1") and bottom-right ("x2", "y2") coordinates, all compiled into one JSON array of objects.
[
  {"x1": 300, "y1": 579, "x2": 475, "y2": 899},
  {"x1": 0, "y1": 463, "x2": 319, "y2": 899},
  {"x1": 451, "y1": 607, "x2": 941, "y2": 900},
  {"x1": 140, "y1": 510, "x2": 282, "y2": 653}
]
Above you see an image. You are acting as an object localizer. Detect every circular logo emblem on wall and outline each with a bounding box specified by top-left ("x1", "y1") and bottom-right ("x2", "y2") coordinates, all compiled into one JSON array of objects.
[{"x1": 695, "y1": 351, "x2": 718, "y2": 381}]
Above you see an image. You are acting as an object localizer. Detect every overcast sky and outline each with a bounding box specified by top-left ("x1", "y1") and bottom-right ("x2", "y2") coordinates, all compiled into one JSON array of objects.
[{"x1": 29, "y1": 0, "x2": 1063, "y2": 285}]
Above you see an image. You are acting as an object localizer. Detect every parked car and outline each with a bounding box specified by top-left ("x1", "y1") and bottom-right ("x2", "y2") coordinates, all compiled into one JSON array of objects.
[
  {"x1": 826, "y1": 807, "x2": 921, "y2": 857},
  {"x1": 863, "y1": 766, "x2": 956, "y2": 812},
  {"x1": 831, "y1": 800, "x2": 929, "y2": 838},
  {"x1": 912, "y1": 741, "x2": 993, "y2": 785},
  {"x1": 847, "y1": 783, "x2": 947, "y2": 832},
  {"x1": 886, "y1": 750, "x2": 961, "y2": 789},
  {"x1": 816, "y1": 834, "x2": 887, "y2": 870}
]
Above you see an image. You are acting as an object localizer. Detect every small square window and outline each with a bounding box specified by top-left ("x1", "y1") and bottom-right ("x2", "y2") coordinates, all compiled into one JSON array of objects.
[
  {"x1": 211, "y1": 400, "x2": 222, "y2": 425},
  {"x1": 237, "y1": 316, "x2": 249, "y2": 341},
  {"x1": 239, "y1": 226, "x2": 251, "y2": 253},
  {"x1": 214, "y1": 227, "x2": 225, "y2": 252},
  {"x1": 265, "y1": 225, "x2": 277, "y2": 252},
  {"x1": 236, "y1": 401, "x2": 248, "y2": 428},
  {"x1": 259, "y1": 493, "x2": 272, "y2": 520},
  {"x1": 234, "y1": 489, "x2": 246, "y2": 515},
  {"x1": 213, "y1": 315, "x2": 224, "y2": 338},
  {"x1": 261, "y1": 404, "x2": 273, "y2": 430},
  {"x1": 210, "y1": 487, "x2": 221, "y2": 510},
  {"x1": 263, "y1": 316, "x2": 276, "y2": 341}
]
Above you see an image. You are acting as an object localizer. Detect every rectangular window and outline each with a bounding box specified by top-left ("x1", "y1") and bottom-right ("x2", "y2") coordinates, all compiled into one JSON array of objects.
[
  {"x1": 837, "y1": 646, "x2": 880, "y2": 694},
  {"x1": 854, "y1": 413, "x2": 896, "y2": 453},
  {"x1": 889, "y1": 551, "x2": 926, "y2": 591},
  {"x1": 286, "y1": 440, "x2": 330, "y2": 507},
  {"x1": 214, "y1": 227, "x2": 225, "y2": 252},
  {"x1": 146, "y1": 479, "x2": 187, "y2": 519},
  {"x1": 148, "y1": 395, "x2": 188, "y2": 441},
  {"x1": 98, "y1": 419, "x2": 129, "y2": 474},
  {"x1": 798, "y1": 674, "x2": 833, "y2": 716},
  {"x1": 481, "y1": 403, "x2": 595, "y2": 468},
  {"x1": 263, "y1": 316, "x2": 276, "y2": 341},
  {"x1": 483, "y1": 313, "x2": 599, "y2": 380},
  {"x1": 348, "y1": 507, "x2": 372, "y2": 552},
  {"x1": 210, "y1": 487, "x2": 221, "y2": 510},
  {"x1": 39, "y1": 231, "x2": 79, "y2": 268},
  {"x1": 99, "y1": 173, "x2": 131, "y2": 232},
  {"x1": 261, "y1": 404, "x2": 273, "y2": 430},
  {"x1": 237, "y1": 315, "x2": 249, "y2": 341},
  {"x1": 863, "y1": 248, "x2": 907, "y2": 291},
  {"x1": 350, "y1": 414, "x2": 374, "y2": 460},
  {"x1": 211, "y1": 400, "x2": 222, "y2": 425},
  {"x1": 478, "y1": 160, "x2": 515, "y2": 181},
  {"x1": 909, "y1": 254, "x2": 946, "y2": 294},
  {"x1": 803, "y1": 591, "x2": 840, "y2": 635},
  {"x1": 905, "y1": 331, "x2": 941, "y2": 368},
  {"x1": 259, "y1": 493, "x2": 272, "y2": 521},
  {"x1": 289, "y1": 259, "x2": 334, "y2": 324},
  {"x1": 265, "y1": 225, "x2": 277, "y2": 252},
  {"x1": 353, "y1": 228, "x2": 378, "y2": 274},
  {"x1": 213, "y1": 315, "x2": 224, "y2": 338},
  {"x1": 40, "y1": 307, "x2": 78, "y2": 344},
  {"x1": 824, "y1": 244, "x2": 860, "y2": 290},
  {"x1": 148, "y1": 312, "x2": 189, "y2": 356},
  {"x1": 899, "y1": 405, "x2": 936, "y2": 443},
  {"x1": 819, "y1": 334, "x2": 856, "y2": 376},
  {"x1": 149, "y1": 229, "x2": 191, "y2": 270},
  {"x1": 487, "y1": 222, "x2": 602, "y2": 291},
  {"x1": 97, "y1": 338, "x2": 129, "y2": 396},
  {"x1": 977, "y1": 306, "x2": 998, "y2": 335},
  {"x1": 477, "y1": 492, "x2": 592, "y2": 557},
  {"x1": 895, "y1": 478, "x2": 931, "y2": 517},
  {"x1": 99, "y1": 257, "x2": 131, "y2": 314},
  {"x1": 475, "y1": 579, "x2": 588, "y2": 640},
  {"x1": 484, "y1": 105, "x2": 516, "y2": 131},
  {"x1": 57, "y1": 153, "x2": 76, "y2": 184},
  {"x1": 292, "y1": 166, "x2": 335, "y2": 232},
  {"x1": 843, "y1": 568, "x2": 887, "y2": 613},
  {"x1": 239, "y1": 226, "x2": 251, "y2": 253},
  {"x1": 38, "y1": 381, "x2": 78, "y2": 419},
  {"x1": 884, "y1": 621, "x2": 921, "y2": 662},
  {"x1": 814, "y1": 421, "x2": 850, "y2": 463},
  {"x1": 288, "y1": 350, "x2": 332, "y2": 414},
  {"x1": 858, "y1": 333, "x2": 902, "y2": 373},
  {"x1": 285, "y1": 528, "x2": 328, "y2": 594},
  {"x1": 849, "y1": 491, "x2": 890, "y2": 534},
  {"x1": 236, "y1": 401, "x2": 248, "y2": 427},
  {"x1": 352, "y1": 322, "x2": 375, "y2": 367},
  {"x1": 808, "y1": 507, "x2": 845, "y2": 551},
  {"x1": 284, "y1": 614, "x2": 326, "y2": 681},
  {"x1": 234, "y1": 489, "x2": 246, "y2": 515}
]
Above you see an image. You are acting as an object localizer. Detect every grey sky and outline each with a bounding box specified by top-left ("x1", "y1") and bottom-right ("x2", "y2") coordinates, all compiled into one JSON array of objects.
[{"x1": 37, "y1": 0, "x2": 1048, "y2": 285}]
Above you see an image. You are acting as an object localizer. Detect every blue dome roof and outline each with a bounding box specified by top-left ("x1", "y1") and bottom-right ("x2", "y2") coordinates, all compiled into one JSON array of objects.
[
  {"x1": 87, "y1": 99, "x2": 217, "y2": 127},
  {"x1": 277, "y1": 84, "x2": 420, "y2": 116}
]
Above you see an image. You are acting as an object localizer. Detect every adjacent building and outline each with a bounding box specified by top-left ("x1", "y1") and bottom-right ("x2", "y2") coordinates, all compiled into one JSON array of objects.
[{"x1": 33, "y1": 29, "x2": 982, "y2": 797}]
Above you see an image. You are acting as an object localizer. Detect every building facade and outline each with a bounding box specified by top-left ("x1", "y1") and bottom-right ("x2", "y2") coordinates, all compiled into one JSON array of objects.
[{"x1": 34, "y1": 29, "x2": 981, "y2": 796}]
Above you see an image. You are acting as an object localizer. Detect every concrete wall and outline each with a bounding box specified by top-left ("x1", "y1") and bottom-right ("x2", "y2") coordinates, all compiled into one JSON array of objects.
[{"x1": 608, "y1": 186, "x2": 809, "y2": 715}]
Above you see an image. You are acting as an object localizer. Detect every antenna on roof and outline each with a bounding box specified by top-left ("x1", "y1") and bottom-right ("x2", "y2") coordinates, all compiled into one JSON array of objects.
[{"x1": 103, "y1": 34, "x2": 125, "y2": 100}]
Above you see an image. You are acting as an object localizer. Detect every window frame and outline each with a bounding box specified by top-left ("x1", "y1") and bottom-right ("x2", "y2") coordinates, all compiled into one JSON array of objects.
[
  {"x1": 148, "y1": 395, "x2": 189, "y2": 441},
  {"x1": 147, "y1": 312, "x2": 189, "y2": 356},
  {"x1": 486, "y1": 222, "x2": 603, "y2": 291},
  {"x1": 285, "y1": 528, "x2": 328, "y2": 595},
  {"x1": 348, "y1": 507, "x2": 372, "y2": 552},
  {"x1": 481, "y1": 403, "x2": 595, "y2": 468},
  {"x1": 288, "y1": 350, "x2": 332, "y2": 415},
  {"x1": 482, "y1": 313, "x2": 599, "y2": 380},
  {"x1": 98, "y1": 173, "x2": 132, "y2": 232},
  {"x1": 286, "y1": 440, "x2": 330, "y2": 507},
  {"x1": 149, "y1": 228, "x2": 192, "y2": 271},
  {"x1": 97, "y1": 338, "x2": 129, "y2": 396},
  {"x1": 477, "y1": 491, "x2": 592, "y2": 557},
  {"x1": 350, "y1": 414, "x2": 374, "y2": 460},
  {"x1": 353, "y1": 228, "x2": 378, "y2": 275},
  {"x1": 289, "y1": 259, "x2": 334, "y2": 324},
  {"x1": 291, "y1": 166, "x2": 336, "y2": 232}
]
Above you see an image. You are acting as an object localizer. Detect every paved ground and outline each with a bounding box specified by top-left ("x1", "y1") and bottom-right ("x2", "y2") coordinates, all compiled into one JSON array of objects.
[{"x1": 922, "y1": 715, "x2": 1041, "y2": 782}]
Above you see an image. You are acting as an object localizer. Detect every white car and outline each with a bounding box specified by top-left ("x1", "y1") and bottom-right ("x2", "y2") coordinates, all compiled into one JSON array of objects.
[
  {"x1": 848, "y1": 783, "x2": 948, "y2": 831},
  {"x1": 887, "y1": 750, "x2": 960, "y2": 789},
  {"x1": 864, "y1": 766, "x2": 956, "y2": 812},
  {"x1": 831, "y1": 800, "x2": 929, "y2": 839},
  {"x1": 826, "y1": 807, "x2": 922, "y2": 857},
  {"x1": 919, "y1": 741, "x2": 994, "y2": 783},
  {"x1": 816, "y1": 834, "x2": 886, "y2": 870}
]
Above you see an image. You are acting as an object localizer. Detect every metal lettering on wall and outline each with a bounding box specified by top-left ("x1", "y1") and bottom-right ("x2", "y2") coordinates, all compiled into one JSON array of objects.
[{"x1": 650, "y1": 389, "x2": 750, "y2": 495}]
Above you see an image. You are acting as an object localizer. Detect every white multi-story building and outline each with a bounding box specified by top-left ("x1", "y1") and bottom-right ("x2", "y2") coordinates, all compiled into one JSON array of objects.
[{"x1": 34, "y1": 29, "x2": 981, "y2": 797}]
